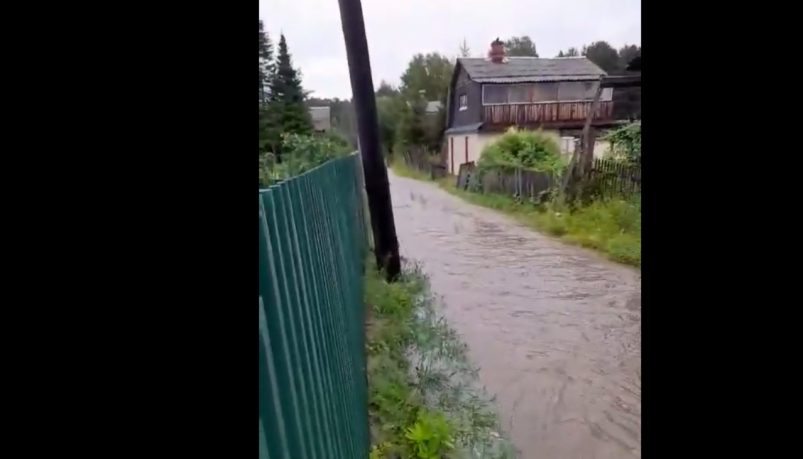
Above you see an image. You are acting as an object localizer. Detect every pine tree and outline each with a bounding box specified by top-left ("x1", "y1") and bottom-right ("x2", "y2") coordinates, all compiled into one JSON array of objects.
[
  {"x1": 258, "y1": 20, "x2": 273, "y2": 105},
  {"x1": 268, "y1": 34, "x2": 313, "y2": 136}
]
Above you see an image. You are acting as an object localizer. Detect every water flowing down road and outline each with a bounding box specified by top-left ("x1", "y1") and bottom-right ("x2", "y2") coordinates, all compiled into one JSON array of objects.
[{"x1": 389, "y1": 172, "x2": 641, "y2": 459}]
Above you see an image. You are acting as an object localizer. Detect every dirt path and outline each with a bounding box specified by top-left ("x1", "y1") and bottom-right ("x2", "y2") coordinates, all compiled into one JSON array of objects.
[{"x1": 389, "y1": 172, "x2": 641, "y2": 459}]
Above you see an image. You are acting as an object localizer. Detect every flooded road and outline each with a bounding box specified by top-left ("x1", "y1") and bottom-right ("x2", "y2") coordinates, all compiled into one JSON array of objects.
[{"x1": 389, "y1": 173, "x2": 641, "y2": 459}]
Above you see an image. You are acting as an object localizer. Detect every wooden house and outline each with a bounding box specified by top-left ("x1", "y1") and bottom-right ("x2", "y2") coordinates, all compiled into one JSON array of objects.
[{"x1": 443, "y1": 39, "x2": 623, "y2": 174}]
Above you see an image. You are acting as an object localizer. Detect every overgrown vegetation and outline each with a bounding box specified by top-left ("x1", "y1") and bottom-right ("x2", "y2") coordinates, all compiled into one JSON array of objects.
[
  {"x1": 366, "y1": 261, "x2": 516, "y2": 459},
  {"x1": 532, "y1": 196, "x2": 641, "y2": 265},
  {"x1": 259, "y1": 132, "x2": 351, "y2": 185},
  {"x1": 477, "y1": 128, "x2": 566, "y2": 174},
  {"x1": 604, "y1": 122, "x2": 641, "y2": 165}
]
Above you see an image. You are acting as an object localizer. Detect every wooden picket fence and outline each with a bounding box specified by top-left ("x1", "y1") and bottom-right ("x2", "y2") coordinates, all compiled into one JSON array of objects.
[
  {"x1": 398, "y1": 149, "x2": 448, "y2": 180},
  {"x1": 452, "y1": 159, "x2": 640, "y2": 200},
  {"x1": 586, "y1": 158, "x2": 641, "y2": 196}
]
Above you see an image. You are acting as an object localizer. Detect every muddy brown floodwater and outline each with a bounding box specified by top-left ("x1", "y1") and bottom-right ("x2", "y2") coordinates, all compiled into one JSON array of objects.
[{"x1": 389, "y1": 172, "x2": 641, "y2": 459}]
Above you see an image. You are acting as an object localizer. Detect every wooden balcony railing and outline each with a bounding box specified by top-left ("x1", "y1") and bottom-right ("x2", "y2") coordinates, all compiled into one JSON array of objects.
[{"x1": 483, "y1": 100, "x2": 614, "y2": 125}]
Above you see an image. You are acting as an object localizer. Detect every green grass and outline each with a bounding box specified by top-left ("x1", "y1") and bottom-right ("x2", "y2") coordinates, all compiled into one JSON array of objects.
[
  {"x1": 440, "y1": 183, "x2": 641, "y2": 267},
  {"x1": 531, "y1": 197, "x2": 641, "y2": 267},
  {"x1": 389, "y1": 161, "x2": 641, "y2": 268},
  {"x1": 389, "y1": 156, "x2": 436, "y2": 182},
  {"x1": 365, "y1": 260, "x2": 516, "y2": 459}
]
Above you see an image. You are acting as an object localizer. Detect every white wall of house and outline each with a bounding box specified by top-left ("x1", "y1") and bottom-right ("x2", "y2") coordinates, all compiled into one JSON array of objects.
[
  {"x1": 446, "y1": 133, "x2": 482, "y2": 175},
  {"x1": 593, "y1": 140, "x2": 610, "y2": 159},
  {"x1": 558, "y1": 136, "x2": 610, "y2": 159}
]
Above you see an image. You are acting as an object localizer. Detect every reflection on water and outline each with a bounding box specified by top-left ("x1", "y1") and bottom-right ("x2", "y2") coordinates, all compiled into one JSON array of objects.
[{"x1": 390, "y1": 173, "x2": 641, "y2": 459}]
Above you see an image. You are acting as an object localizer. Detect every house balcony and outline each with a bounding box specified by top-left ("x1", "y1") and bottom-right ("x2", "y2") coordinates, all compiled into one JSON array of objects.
[{"x1": 482, "y1": 100, "x2": 614, "y2": 127}]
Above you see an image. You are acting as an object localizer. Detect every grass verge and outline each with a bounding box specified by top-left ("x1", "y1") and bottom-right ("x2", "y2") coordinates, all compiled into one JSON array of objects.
[
  {"x1": 365, "y1": 260, "x2": 516, "y2": 459},
  {"x1": 389, "y1": 156, "x2": 438, "y2": 182},
  {"x1": 389, "y1": 162, "x2": 640, "y2": 267},
  {"x1": 439, "y1": 183, "x2": 641, "y2": 267}
]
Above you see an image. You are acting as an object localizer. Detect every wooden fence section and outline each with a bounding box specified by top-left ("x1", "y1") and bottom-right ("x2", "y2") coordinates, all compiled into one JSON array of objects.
[
  {"x1": 587, "y1": 158, "x2": 641, "y2": 196},
  {"x1": 456, "y1": 162, "x2": 556, "y2": 199},
  {"x1": 454, "y1": 159, "x2": 640, "y2": 199},
  {"x1": 403, "y1": 151, "x2": 641, "y2": 200},
  {"x1": 400, "y1": 150, "x2": 448, "y2": 180}
]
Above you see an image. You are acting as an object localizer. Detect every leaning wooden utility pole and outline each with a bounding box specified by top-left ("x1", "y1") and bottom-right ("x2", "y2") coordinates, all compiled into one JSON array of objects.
[
  {"x1": 561, "y1": 77, "x2": 603, "y2": 201},
  {"x1": 336, "y1": 0, "x2": 401, "y2": 280}
]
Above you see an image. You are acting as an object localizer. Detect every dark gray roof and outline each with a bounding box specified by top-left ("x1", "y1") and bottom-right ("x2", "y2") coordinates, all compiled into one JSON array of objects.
[
  {"x1": 425, "y1": 101, "x2": 442, "y2": 113},
  {"x1": 458, "y1": 57, "x2": 606, "y2": 83},
  {"x1": 444, "y1": 122, "x2": 483, "y2": 135}
]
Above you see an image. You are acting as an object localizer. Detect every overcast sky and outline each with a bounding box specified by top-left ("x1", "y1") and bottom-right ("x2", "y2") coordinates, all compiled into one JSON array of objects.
[{"x1": 259, "y1": 0, "x2": 641, "y2": 99}]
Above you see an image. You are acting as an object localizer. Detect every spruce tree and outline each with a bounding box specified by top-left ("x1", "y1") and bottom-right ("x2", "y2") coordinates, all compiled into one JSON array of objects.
[
  {"x1": 258, "y1": 20, "x2": 273, "y2": 105},
  {"x1": 268, "y1": 34, "x2": 313, "y2": 137}
]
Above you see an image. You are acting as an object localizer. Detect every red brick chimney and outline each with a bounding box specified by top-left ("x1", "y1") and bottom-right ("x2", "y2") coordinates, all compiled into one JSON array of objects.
[{"x1": 488, "y1": 38, "x2": 506, "y2": 63}]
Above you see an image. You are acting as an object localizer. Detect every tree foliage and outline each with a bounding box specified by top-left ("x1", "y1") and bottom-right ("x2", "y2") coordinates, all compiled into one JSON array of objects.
[
  {"x1": 503, "y1": 36, "x2": 539, "y2": 57},
  {"x1": 265, "y1": 34, "x2": 313, "y2": 155},
  {"x1": 376, "y1": 80, "x2": 399, "y2": 97},
  {"x1": 376, "y1": 95, "x2": 401, "y2": 154},
  {"x1": 582, "y1": 41, "x2": 620, "y2": 73},
  {"x1": 399, "y1": 53, "x2": 453, "y2": 103},
  {"x1": 257, "y1": 28, "x2": 315, "y2": 160},
  {"x1": 393, "y1": 53, "x2": 453, "y2": 153},
  {"x1": 604, "y1": 122, "x2": 641, "y2": 165},
  {"x1": 258, "y1": 20, "x2": 273, "y2": 105}
]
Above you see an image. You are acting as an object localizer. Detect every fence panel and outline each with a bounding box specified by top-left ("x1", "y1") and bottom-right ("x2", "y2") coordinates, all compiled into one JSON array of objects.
[
  {"x1": 259, "y1": 154, "x2": 369, "y2": 459},
  {"x1": 401, "y1": 151, "x2": 640, "y2": 200},
  {"x1": 588, "y1": 158, "x2": 641, "y2": 197}
]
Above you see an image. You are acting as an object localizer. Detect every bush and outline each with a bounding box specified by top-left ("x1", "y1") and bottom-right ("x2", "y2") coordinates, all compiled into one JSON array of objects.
[
  {"x1": 315, "y1": 130, "x2": 352, "y2": 151},
  {"x1": 604, "y1": 122, "x2": 641, "y2": 165},
  {"x1": 478, "y1": 128, "x2": 566, "y2": 174},
  {"x1": 260, "y1": 133, "x2": 352, "y2": 183}
]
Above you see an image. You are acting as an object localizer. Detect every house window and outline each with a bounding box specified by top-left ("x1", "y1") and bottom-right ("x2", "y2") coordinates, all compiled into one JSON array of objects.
[
  {"x1": 556, "y1": 82, "x2": 614, "y2": 102},
  {"x1": 459, "y1": 94, "x2": 468, "y2": 111},
  {"x1": 531, "y1": 83, "x2": 559, "y2": 102},
  {"x1": 482, "y1": 82, "x2": 608, "y2": 104},
  {"x1": 482, "y1": 85, "x2": 508, "y2": 104},
  {"x1": 508, "y1": 84, "x2": 533, "y2": 103},
  {"x1": 557, "y1": 82, "x2": 591, "y2": 101}
]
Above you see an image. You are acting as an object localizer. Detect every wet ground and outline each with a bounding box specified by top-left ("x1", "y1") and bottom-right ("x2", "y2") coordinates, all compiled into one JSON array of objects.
[{"x1": 389, "y1": 173, "x2": 641, "y2": 459}]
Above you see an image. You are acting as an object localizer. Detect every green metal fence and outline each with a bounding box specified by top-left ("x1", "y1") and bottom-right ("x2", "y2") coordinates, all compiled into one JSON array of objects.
[{"x1": 259, "y1": 154, "x2": 370, "y2": 459}]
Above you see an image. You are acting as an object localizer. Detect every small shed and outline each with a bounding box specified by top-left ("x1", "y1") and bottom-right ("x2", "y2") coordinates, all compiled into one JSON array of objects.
[{"x1": 309, "y1": 106, "x2": 331, "y2": 132}]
